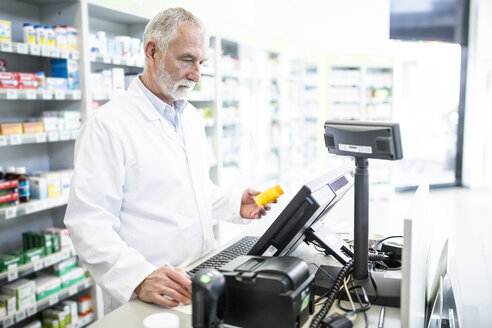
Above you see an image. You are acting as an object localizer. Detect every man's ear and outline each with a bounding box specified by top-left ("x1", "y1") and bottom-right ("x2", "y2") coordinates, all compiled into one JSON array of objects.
[{"x1": 144, "y1": 41, "x2": 157, "y2": 60}]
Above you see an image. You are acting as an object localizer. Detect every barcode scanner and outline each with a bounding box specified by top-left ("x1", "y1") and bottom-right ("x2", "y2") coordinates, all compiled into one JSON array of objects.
[{"x1": 192, "y1": 269, "x2": 225, "y2": 328}]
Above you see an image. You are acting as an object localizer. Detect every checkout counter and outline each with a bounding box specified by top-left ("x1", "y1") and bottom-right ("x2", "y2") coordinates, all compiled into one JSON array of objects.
[{"x1": 88, "y1": 234, "x2": 401, "y2": 328}]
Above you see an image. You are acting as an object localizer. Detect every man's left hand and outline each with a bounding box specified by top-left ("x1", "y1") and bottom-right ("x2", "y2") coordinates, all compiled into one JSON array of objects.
[{"x1": 240, "y1": 188, "x2": 274, "y2": 219}]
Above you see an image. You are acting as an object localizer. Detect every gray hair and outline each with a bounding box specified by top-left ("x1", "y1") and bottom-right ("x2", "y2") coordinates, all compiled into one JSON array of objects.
[{"x1": 143, "y1": 8, "x2": 205, "y2": 54}]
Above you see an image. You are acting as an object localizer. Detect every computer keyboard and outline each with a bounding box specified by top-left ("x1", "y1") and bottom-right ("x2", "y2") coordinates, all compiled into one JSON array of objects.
[{"x1": 189, "y1": 236, "x2": 259, "y2": 274}]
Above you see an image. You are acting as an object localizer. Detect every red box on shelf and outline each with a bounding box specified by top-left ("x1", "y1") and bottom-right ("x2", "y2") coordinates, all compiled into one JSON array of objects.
[
  {"x1": 17, "y1": 72, "x2": 38, "y2": 89},
  {"x1": 0, "y1": 72, "x2": 19, "y2": 88},
  {"x1": 0, "y1": 180, "x2": 18, "y2": 191},
  {"x1": 0, "y1": 191, "x2": 19, "y2": 204}
]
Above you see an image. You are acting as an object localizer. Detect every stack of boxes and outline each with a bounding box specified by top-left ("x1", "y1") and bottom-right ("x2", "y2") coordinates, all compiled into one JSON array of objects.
[
  {"x1": 0, "y1": 110, "x2": 81, "y2": 140},
  {"x1": 20, "y1": 296, "x2": 89, "y2": 328},
  {"x1": 0, "y1": 179, "x2": 19, "y2": 208},
  {"x1": 1, "y1": 279, "x2": 36, "y2": 313},
  {"x1": 30, "y1": 170, "x2": 72, "y2": 200}
]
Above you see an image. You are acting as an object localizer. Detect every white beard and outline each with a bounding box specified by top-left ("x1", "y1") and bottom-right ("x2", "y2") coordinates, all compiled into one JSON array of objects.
[{"x1": 156, "y1": 64, "x2": 196, "y2": 101}]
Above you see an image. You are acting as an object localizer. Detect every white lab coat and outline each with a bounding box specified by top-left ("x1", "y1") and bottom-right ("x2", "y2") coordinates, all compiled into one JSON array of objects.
[{"x1": 64, "y1": 78, "x2": 245, "y2": 307}]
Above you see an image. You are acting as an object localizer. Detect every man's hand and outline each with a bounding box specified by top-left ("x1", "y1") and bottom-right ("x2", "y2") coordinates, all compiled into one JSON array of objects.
[
  {"x1": 240, "y1": 188, "x2": 275, "y2": 219},
  {"x1": 134, "y1": 265, "x2": 192, "y2": 307}
]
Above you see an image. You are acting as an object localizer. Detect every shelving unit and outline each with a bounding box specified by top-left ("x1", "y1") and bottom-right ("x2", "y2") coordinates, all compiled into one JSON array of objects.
[
  {"x1": 1, "y1": 0, "x2": 322, "y2": 322},
  {"x1": 0, "y1": 278, "x2": 94, "y2": 328},
  {"x1": 0, "y1": 0, "x2": 93, "y2": 325},
  {"x1": 326, "y1": 54, "x2": 395, "y2": 198}
]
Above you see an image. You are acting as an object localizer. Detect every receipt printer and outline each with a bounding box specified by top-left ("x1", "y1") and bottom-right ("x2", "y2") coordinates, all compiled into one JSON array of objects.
[{"x1": 219, "y1": 255, "x2": 314, "y2": 328}]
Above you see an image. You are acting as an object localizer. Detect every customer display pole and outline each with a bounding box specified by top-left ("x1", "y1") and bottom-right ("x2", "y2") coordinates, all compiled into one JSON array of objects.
[{"x1": 353, "y1": 157, "x2": 369, "y2": 279}]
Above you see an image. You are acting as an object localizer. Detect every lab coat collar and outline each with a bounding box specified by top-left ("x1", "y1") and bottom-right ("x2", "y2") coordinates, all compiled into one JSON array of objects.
[{"x1": 127, "y1": 78, "x2": 162, "y2": 121}]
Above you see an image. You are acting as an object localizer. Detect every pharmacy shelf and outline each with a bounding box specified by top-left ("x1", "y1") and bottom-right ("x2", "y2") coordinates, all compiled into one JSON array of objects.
[
  {"x1": 89, "y1": 53, "x2": 144, "y2": 68},
  {"x1": 0, "y1": 130, "x2": 79, "y2": 148},
  {"x1": 0, "y1": 41, "x2": 80, "y2": 60},
  {"x1": 0, "y1": 89, "x2": 81, "y2": 101},
  {"x1": 0, "y1": 194, "x2": 69, "y2": 221},
  {"x1": 0, "y1": 278, "x2": 94, "y2": 328},
  {"x1": 0, "y1": 248, "x2": 77, "y2": 285}
]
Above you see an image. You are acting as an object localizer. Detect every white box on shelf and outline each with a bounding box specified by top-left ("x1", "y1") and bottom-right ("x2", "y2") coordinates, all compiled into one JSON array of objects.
[
  {"x1": 111, "y1": 68, "x2": 125, "y2": 95},
  {"x1": 29, "y1": 176, "x2": 48, "y2": 200}
]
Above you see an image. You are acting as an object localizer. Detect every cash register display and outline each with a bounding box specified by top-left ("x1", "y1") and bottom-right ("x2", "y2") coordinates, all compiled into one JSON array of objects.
[{"x1": 248, "y1": 165, "x2": 354, "y2": 257}]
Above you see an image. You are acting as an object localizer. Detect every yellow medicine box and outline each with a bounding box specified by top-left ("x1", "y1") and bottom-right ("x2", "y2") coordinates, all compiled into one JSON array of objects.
[
  {"x1": 0, "y1": 20, "x2": 12, "y2": 42},
  {"x1": 0, "y1": 123, "x2": 23, "y2": 135},
  {"x1": 22, "y1": 121, "x2": 44, "y2": 134}
]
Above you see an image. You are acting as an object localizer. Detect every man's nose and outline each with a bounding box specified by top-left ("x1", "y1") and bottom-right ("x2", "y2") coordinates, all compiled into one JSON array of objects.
[{"x1": 187, "y1": 62, "x2": 201, "y2": 83}]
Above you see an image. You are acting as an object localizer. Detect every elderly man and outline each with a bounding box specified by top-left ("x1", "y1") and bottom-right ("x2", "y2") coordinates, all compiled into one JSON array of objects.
[{"x1": 64, "y1": 8, "x2": 270, "y2": 312}]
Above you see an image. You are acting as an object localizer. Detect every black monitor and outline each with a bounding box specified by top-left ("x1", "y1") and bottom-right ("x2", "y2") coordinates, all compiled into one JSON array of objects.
[{"x1": 247, "y1": 165, "x2": 354, "y2": 264}]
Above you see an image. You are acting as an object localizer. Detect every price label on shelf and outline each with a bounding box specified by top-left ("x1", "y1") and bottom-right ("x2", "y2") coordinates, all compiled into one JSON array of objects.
[
  {"x1": 51, "y1": 48, "x2": 60, "y2": 58},
  {"x1": 43, "y1": 256, "x2": 55, "y2": 267},
  {"x1": 29, "y1": 44, "x2": 40, "y2": 55},
  {"x1": 72, "y1": 50, "x2": 80, "y2": 60},
  {"x1": 42, "y1": 89, "x2": 52, "y2": 100},
  {"x1": 9, "y1": 134, "x2": 21, "y2": 145},
  {"x1": 60, "y1": 130, "x2": 70, "y2": 140},
  {"x1": 26, "y1": 89, "x2": 37, "y2": 99},
  {"x1": 14, "y1": 309, "x2": 26, "y2": 322},
  {"x1": 16, "y1": 43, "x2": 28, "y2": 54},
  {"x1": 69, "y1": 285, "x2": 78, "y2": 296},
  {"x1": 0, "y1": 136, "x2": 6, "y2": 146},
  {"x1": 5, "y1": 206, "x2": 17, "y2": 220},
  {"x1": 55, "y1": 89, "x2": 65, "y2": 100},
  {"x1": 89, "y1": 52, "x2": 96, "y2": 62},
  {"x1": 7, "y1": 265, "x2": 18, "y2": 281},
  {"x1": 6, "y1": 89, "x2": 17, "y2": 99},
  {"x1": 41, "y1": 46, "x2": 51, "y2": 57},
  {"x1": 52, "y1": 252, "x2": 61, "y2": 262},
  {"x1": 3, "y1": 316, "x2": 14, "y2": 328},
  {"x1": 25, "y1": 202, "x2": 39, "y2": 214},
  {"x1": 36, "y1": 132, "x2": 47, "y2": 143},
  {"x1": 60, "y1": 49, "x2": 69, "y2": 59},
  {"x1": 112, "y1": 56, "x2": 121, "y2": 65},
  {"x1": 26, "y1": 304, "x2": 37, "y2": 316},
  {"x1": 49, "y1": 294, "x2": 59, "y2": 306},
  {"x1": 1, "y1": 41, "x2": 13, "y2": 52},
  {"x1": 33, "y1": 258, "x2": 44, "y2": 271},
  {"x1": 60, "y1": 249, "x2": 70, "y2": 260},
  {"x1": 84, "y1": 279, "x2": 91, "y2": 289},
  {"x1": 127, "y1": 58, "x2": 136, "y2": 66},
  {"x1": 48, "y1": 131, "x2": 59, "y2": 142},
  {"x1": 103, "y1": 54, "x2": 112, "y2": 63}
]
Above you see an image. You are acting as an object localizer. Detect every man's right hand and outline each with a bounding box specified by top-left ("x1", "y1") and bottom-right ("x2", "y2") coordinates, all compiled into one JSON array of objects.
[{"x1": 134, "y1": 265, "x2": 192, "y2": 307}]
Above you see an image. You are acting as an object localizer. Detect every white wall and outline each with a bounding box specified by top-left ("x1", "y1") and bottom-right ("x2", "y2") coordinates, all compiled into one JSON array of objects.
[{"x1": 463, "y1": 0, "x2": 492, "y2": 188}]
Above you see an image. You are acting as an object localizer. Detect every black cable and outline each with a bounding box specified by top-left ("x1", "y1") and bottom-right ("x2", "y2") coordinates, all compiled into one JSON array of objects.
[
  {"x1": 356, "y1": 287, "x2": 369, "y2": 328},
  {"x1": 309, "y1": 260, "x2": 354, "y2": 328},
  {"x1": 339, "y1": 286, "x2": 371, "y2": 313},
  {"x1": 371, "y1": 235, "x2": 403, "y2": 250},
  {"x1": 311, "y1": 263, "x2": 337, "y2": 282}
]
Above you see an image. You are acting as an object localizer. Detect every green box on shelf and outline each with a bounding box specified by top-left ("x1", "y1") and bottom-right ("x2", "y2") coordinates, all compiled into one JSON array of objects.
[
  {"x1": 24, "y1": 247, "x2": 46, "y2": 263},
  {"x1": 0, "y1": 253, "x2": 24, "y2": 272},
  {"x1": 34, "y1": 275, "x2": 62, "y2": 301},
  {"x1": 60, "y1": 267, "x2": 85, "y2": 288},
  {"x1": 54, "y1": 257, "x2": 77, "y2": 276},
  {"x1": 42, "y1": 234, "x2": 53, "y2": 256},
  {"x1": 52, "y1": 234, "x2": 61, "y2": 253},
  {"x1": 42, "y1": 318, "x2": 60, "y2": 328},
  {"x1": 0, "y1": 294, "x2": 16, "y2": 315}
]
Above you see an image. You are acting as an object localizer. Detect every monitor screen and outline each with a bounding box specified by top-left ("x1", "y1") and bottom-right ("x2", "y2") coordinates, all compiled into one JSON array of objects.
[
  {"x1": 248, "y1": 165, "x2": 354, "y2": 257},
  {"x1": 389, "y1": 0, "x2": 470, "y2": 45}
]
